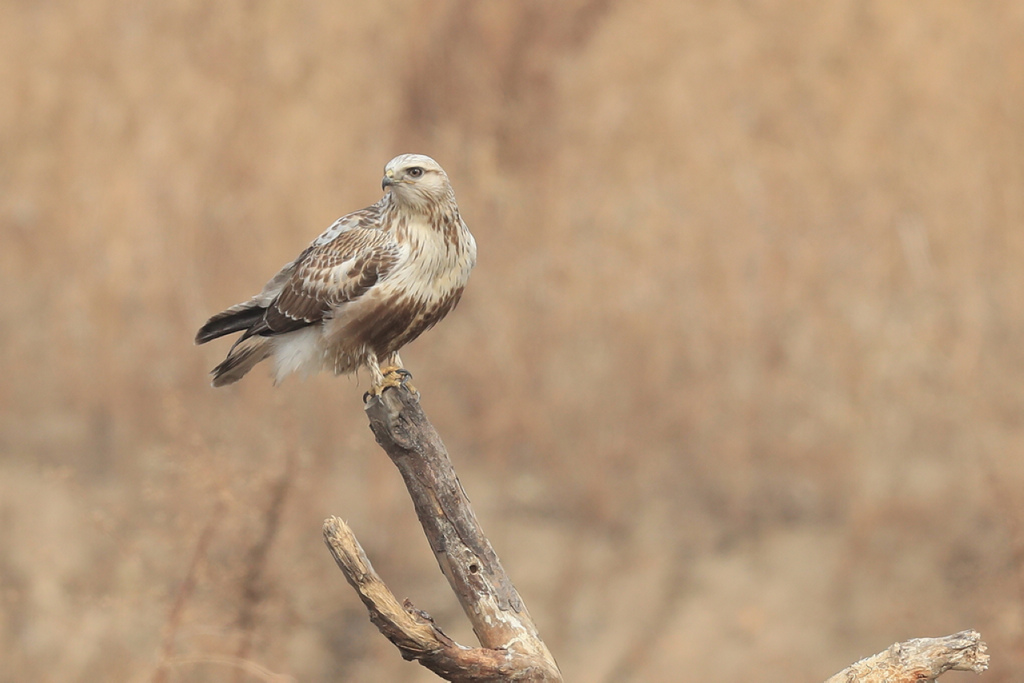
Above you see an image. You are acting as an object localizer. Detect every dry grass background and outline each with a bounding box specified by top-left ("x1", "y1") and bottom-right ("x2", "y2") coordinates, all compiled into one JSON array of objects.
[{"x1": 2, "y1": 1, "x2": 1023, "y2": 681}]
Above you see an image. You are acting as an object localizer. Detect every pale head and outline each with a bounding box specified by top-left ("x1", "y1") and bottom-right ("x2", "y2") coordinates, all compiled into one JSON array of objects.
[{"x1": 381, "y1": 154, "x2": 453, "y2": 209}]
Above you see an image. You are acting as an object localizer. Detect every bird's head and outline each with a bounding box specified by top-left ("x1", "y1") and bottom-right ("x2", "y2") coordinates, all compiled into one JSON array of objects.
[{"x1": 381, "y1": 154, "x2": 453, "y2": 210}]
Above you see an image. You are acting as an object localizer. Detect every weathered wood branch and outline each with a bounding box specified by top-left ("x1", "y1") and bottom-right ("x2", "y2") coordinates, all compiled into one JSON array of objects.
[
  {"x1": 323, "y1": 386, "x2": 987, "y2": 682},
  {"x1": 323, "y1": 386, "x2": 561, "y2": 681},
  {"x1": 825, "y1": 630, "x2": 988, "y2": 683},
  {"x1": 324, "y1": 517, "x2": 559, "y2": 681}
]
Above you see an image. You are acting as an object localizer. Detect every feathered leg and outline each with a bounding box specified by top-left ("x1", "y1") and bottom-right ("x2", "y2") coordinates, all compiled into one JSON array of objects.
[
  {"x1": 365, "y1": 351, "x2": 386, "y2": 392},
  {"x1": 379, "y1": 351, "x2": 403, "y2": 376}
]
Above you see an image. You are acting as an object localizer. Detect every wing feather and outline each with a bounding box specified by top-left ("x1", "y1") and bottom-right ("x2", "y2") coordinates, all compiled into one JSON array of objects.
[{"x1": 254, "y1": 228, "x2": 399, "y2": 336}]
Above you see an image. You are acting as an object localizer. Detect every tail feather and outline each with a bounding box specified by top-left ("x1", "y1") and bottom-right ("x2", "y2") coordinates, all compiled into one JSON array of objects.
[
  {"x1": 195, "y1": 302, "x2": 265, "y2": 345},
  {"x1": 211, "y1": 337, "x2": 272, "y2": 387}
]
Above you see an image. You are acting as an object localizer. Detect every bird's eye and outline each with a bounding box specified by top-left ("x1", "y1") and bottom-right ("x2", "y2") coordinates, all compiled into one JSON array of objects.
[{"x1": 407, "y1": 167, "x2": 424, "y2": 178}]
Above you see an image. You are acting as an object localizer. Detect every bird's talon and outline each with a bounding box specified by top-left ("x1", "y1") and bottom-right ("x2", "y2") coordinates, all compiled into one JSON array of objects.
[
  {"x1": 367, "y1": 366, "x2": 415, "y2": 397},
  {"x1": 392, "y1": 368, "x2": 416, "y2": 393}
]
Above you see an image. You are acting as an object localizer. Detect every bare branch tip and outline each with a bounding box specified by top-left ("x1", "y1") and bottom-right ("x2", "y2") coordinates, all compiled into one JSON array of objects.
[{"x1": 826, "y1": 630, "x2": 989, "y2": 683}]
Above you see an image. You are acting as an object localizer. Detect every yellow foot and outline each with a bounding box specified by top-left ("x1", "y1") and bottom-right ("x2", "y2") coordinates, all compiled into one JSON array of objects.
[{"x1": 363, "y1": 368, "x2": 417, "y2": 402}]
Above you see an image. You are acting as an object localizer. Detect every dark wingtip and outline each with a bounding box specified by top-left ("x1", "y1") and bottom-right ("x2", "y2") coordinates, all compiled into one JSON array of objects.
[
  {"x1": 194, "y1": 304, "x2": 265, "y2": 345},
  {"x1": 194, "y1": 325, "x2": 219, "y2": 345},
  {"x1": 194, "y1": 327, "x2": 218, "y2": 346}
]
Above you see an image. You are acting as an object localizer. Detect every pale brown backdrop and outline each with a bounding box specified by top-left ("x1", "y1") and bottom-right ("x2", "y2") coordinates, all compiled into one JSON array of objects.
[{"x1": 2, "y1": 2, "x2": 1023, "y2": 681}]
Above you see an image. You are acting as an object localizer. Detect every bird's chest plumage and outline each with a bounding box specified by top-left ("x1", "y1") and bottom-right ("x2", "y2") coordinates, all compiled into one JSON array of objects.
[
  {"x1": 392, "y1": 215, "x2": 471, "y2": 297},
  {"x1": 327, "y1": 213, "x2": 474, "y2": 358}
]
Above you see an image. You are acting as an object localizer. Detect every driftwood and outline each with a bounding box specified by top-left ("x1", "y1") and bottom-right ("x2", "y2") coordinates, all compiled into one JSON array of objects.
[
  {"x1": 826, "y1": 630, "x2": 988, "y2": 683},
  {"x1": 322, "y1": 385, "x2": 988, "y2": 682},
  {"x1": 323, "y1": 386, "x2": 561, "y2": 681}
]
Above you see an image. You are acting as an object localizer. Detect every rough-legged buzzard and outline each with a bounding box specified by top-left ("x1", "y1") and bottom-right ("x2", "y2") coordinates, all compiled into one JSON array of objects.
[{"x1": 195, "y1": 154, "x2": 476, "y2": 394}]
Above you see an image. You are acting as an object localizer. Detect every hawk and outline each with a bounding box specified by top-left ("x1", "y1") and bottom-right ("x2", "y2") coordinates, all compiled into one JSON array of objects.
[{"x1": 195, "y1": 154, "x2": 476, "y2": 395}]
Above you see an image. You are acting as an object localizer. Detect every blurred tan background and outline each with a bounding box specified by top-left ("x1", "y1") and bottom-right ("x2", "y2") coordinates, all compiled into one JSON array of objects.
[{"x1": 2, "y1": 1, "x2": 1023, "y2": 681}]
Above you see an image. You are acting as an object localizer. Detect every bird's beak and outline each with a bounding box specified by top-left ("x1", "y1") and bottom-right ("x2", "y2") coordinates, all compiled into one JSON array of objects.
[{"x1": 382, "y1": 170, "x2": 395, "y2": 191}]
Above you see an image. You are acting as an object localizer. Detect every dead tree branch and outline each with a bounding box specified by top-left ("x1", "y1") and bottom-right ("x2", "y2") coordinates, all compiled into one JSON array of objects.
[
  {"x1": 324, "y1": 517, "x2": 559, "y2": 681},
  {"x1": 825, "y1": 630, "x2": 989, "y2": 683},
  {"x1": 323, "y1": 386, "x2": 561, "y2": 681},
  {"x1": 324, "y1": 385, "x2": 988, "y2": 682}
]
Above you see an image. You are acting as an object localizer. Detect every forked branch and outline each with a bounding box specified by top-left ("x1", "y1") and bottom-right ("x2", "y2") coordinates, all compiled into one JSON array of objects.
[
  {"x1": 324, "y1": 386, "x2": 561, "y2": 681},
  {"x1": 324, "y1": 517, "x2": 558, "y2": 681},
  {"x1": 323, "y1": 386, "x2": 987, "y2": 682}
]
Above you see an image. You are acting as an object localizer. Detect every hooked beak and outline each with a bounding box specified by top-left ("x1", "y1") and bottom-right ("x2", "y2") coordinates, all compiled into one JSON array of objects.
[{"x1": 382, "y1": 170, "x2": 395, "y2": 191}]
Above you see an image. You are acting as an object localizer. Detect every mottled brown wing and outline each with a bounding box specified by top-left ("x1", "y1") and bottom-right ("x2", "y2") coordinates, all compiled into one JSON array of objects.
[{"x1": 258, "y1": 228, "x2": 399, "y2": 335}]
